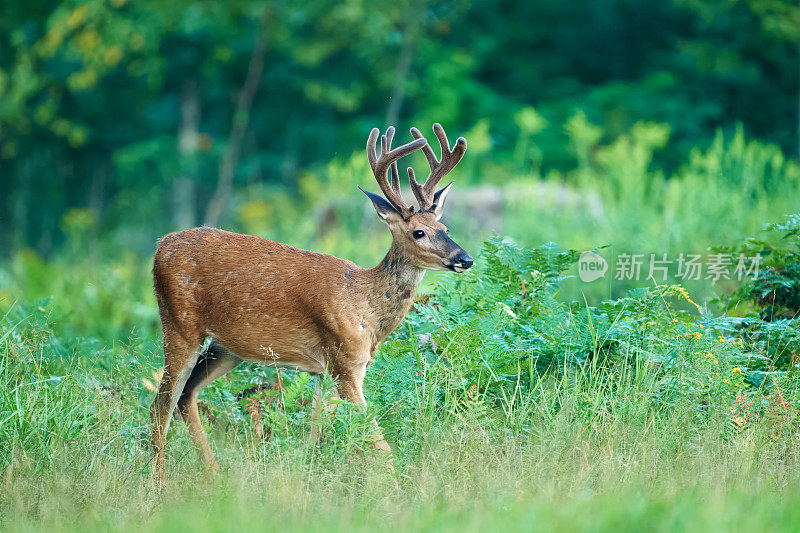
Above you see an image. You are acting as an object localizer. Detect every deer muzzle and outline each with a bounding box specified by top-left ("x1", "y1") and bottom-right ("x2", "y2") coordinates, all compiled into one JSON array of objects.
[{"x1": 447, "y1": 250, "x2": 473, "y2": 273}]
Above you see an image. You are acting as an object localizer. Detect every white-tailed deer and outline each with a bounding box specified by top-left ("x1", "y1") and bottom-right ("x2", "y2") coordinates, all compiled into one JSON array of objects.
[{"x1": 150, "y1": 124, "x2": 472, "y2": 479}]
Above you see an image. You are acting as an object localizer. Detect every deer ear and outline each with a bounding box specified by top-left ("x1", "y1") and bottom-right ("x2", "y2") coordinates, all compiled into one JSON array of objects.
[
  {"x1": 359, "y1": 186, "x2": 402, "y2": 222},
  {"x1": 430, "y1": 181, "x2": 453, "y2": 221}
]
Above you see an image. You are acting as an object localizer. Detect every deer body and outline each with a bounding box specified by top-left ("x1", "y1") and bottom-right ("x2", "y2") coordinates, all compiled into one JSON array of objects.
[
  {"x1": 151, "y1": 124, "x2": 471, "y2": 480},
  {"x1": 153, "y1": 227, "x2": 423, "y2": 373}
]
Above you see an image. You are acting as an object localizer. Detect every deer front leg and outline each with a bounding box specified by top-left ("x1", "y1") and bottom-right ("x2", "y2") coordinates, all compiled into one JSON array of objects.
[{"x1": 334, "y1": 357, "x2": 394, "y2": 465}]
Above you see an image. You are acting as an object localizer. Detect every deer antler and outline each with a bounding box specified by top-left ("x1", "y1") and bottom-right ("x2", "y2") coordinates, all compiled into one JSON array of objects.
[
  {"x1": 408, "y1": 123, "x2": 467, "y2": 211},
  {"x1": 366, "y1": 126, "x2": 427, "y2": 219}
]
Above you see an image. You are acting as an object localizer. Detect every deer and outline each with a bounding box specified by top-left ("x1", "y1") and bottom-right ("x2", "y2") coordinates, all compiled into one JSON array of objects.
[{"x1": 150, "y1": 124, "x2": 472, "y2": 480}]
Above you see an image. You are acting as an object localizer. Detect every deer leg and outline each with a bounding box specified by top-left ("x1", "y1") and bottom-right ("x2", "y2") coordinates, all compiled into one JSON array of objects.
[
  {"x1": 177, "y1": 339, "x2": 241, "y2": 472},
  {"x1": 335, "y1": 359, "x2": 394, "y2": 466},
  {"x1": 150, "y1": 330, "x2": 202, "y2": 483}
]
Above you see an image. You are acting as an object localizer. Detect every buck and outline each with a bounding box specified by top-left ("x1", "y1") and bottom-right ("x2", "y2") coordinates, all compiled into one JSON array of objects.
[{"x1": 150, "y1": 124, "x2": 472, "y2": 479}]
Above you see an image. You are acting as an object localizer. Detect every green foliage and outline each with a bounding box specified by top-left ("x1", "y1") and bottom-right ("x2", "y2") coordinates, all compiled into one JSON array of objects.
[
  {"x1": 3, "y1": 234, "x2": 800, "y2": 529},
  {"x1": 1, "y1": 0, "x2": 798, "y2": 257},
  {"x1": 1, "y1": 306, "x2": 98, "y2": 470},
  {"x1": 0, "y1": 247, "x2": 158, "y2": 341},
  {"x1": 722, "y1": 213, "x2": 800, "y2": 319},
  {"x1": 505, "y1": 122, "x2": 800, "y2": 306},
  {"x1": 707, "y1": 213, "x2": 800, "y2": 370},
  {"x1": 384, "y1": 239, "x2": 784, "y2": 421}
]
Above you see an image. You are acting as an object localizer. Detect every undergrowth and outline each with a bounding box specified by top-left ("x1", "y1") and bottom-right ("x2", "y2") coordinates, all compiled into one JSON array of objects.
[{"x1": 3, "y1": 230, "x2": 800, "y2": 531}]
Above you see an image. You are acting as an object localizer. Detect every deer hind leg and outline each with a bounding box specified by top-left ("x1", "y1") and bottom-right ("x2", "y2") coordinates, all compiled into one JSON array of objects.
[
  {"x1": 150, "y1": 330, "x2": 202, "y2": 482},
  {"x1": 177, "y1": 339, "x2": 241, "y2": 471}
]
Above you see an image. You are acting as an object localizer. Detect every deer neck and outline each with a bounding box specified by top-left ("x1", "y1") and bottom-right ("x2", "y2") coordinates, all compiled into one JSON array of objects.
[{"x1": 363, "y1": 238, "x2": 425, "y2": 343}]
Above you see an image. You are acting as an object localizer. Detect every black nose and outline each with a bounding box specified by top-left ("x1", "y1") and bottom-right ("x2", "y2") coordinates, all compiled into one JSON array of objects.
[{"x1": 455, "y1": 252, "x2": 473, "y2": 269}]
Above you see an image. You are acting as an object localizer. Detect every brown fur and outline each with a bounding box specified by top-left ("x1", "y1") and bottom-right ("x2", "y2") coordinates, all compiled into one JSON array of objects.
[{"x1": 150, "y1": 126, "x2": 471, "y2": 480}]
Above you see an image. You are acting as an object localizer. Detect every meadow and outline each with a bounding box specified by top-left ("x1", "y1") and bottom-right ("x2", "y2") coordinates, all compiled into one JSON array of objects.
[
  {"x1": 3, "y1": 0, "x2": 800, "y2": 529},
  {"x1": 3, "y1": 124, "x2": 800, "y2": 530}
]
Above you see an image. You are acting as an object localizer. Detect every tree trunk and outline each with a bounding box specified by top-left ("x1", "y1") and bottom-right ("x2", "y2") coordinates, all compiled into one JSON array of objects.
[
  {"x1": 204, "y1": 8, "x2": 271, "y2": 227},
  {"x1": 89, "y1": 154, "x2": 111, "y2": 255},
  {"x1": 385, "y1": 23, "x2": 415, "y2": 127},
  {"x1": 89, "y1": 156, "x2": 108, "y2": 219},
  {"x1": 11, "y1": 158, "x2": 31, "y2": 252},
  {"x1": 174, "y1": 80, "x2": 200, "y2": 230}
]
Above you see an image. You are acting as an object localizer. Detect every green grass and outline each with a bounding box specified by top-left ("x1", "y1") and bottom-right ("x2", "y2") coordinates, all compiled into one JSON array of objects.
[
  {"x1": 3, "y1": 235, "x2": 800, "y2": 531},
  {"x1": 5, "y1": 434, "x2": 800, "y2": 532},
  {"x1": 3, "y1": 123, "x2": 800, "y2": 530},
  {"x1": 3, "y1": 356, "x2": 800, "y2": 533}
]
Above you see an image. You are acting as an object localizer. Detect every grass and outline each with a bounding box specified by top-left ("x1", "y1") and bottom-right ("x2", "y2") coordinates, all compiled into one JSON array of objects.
[
  {"x1": 4, "y1": 243, "x2": 800, "y2": 532},
  {"x1": 3, "y1": 121, "x2": 800, "y2": 530},
  {"x1": 4, "y1": 362, "x2": 800, "y2": 532}
]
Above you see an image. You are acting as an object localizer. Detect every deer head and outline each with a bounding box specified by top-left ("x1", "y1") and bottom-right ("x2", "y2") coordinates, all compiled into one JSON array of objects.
[{"x1": 359, "y1": 124, "x2": 473, "y2": 273}]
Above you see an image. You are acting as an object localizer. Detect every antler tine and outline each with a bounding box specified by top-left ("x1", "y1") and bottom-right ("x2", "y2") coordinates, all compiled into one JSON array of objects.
[
  {"x1": 384, "y1": 128, "x2": 403, "y2": 201},
  {"x1": 408, "y1": 123, "x2": 467, "y2": 210},
  {"x1": 410, "y1": 127, "x2": 439, "y2": 170},
  {"x1": 367, "y1": 127, "x2": 427, "y2": 218},
  {"x1": 426, "y1": 123, "x2": 467, "y2": 197}
]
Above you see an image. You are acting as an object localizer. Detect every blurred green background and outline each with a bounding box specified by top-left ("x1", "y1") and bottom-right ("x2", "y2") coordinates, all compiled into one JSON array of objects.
[{"x1": 1, "y1": 0, "x2": 799, "y2": 338}]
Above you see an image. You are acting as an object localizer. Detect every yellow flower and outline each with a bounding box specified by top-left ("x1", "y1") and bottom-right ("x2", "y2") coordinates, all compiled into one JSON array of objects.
[
  {"x1": 702, "y1": 352, "x2": 718, "y2": 364},
  {"x1": 732, "y1": 367, "x2": 743, "y2": 375}
]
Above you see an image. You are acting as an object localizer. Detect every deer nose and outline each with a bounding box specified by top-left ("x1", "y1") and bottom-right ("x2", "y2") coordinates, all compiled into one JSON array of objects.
[{"x1": 455, "y1": 252, "x2": 473, "y2": 270}]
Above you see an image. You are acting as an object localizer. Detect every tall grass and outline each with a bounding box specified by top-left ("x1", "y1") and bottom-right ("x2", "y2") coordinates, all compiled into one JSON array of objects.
[
  {"x1": 3, "y1": 236, "x2": 800, "y2": 531},
  {"x1": 2, "y1": 117, "x2": 800, "y2": 530}
]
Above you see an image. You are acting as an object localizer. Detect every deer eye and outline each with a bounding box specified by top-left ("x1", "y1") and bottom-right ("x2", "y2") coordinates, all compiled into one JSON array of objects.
[{"x1": 412, "y1": 230, "x2": 425, "y2": 239}]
